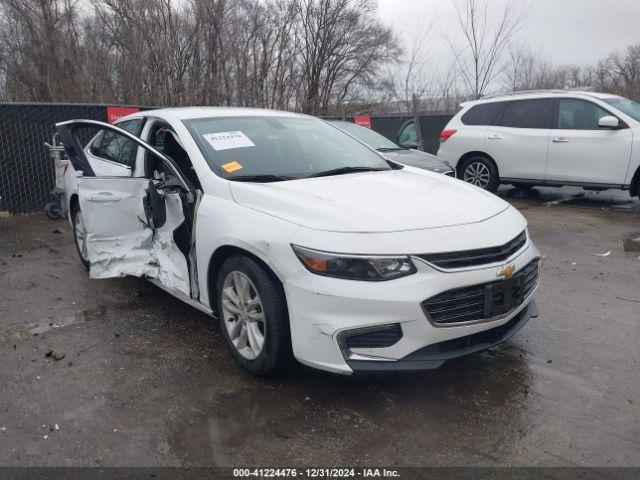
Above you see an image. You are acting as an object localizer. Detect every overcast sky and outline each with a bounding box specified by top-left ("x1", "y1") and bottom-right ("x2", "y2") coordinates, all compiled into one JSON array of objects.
[{"x1": 377, "y1": 0, "x2": 640, "y2": 66}]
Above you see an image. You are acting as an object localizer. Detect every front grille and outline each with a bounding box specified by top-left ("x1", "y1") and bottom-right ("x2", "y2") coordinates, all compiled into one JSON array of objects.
[
  {"x1": 344, "y1": 324, "x2": 402, "y2": 349},
  {"x1": 422, "y1": 259, "x2": 539, "y2": 325},
  {"x1": 418, "y1": 231, "x2": 527, "y2": 269}
]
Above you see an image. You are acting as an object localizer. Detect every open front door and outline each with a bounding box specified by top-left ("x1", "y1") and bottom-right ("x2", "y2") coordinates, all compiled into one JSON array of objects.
[{"x1": 57, "y1": 119, "x2": 198, "y2": 299}]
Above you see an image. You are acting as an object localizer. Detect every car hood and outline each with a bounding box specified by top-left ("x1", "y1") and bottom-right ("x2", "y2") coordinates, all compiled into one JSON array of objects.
[
  {"x1": 229, "y1": 169, "x2": 509, "y2": 233},
  {"x1": 380, "y1": 149, "x2": 452, "y2": 173}
]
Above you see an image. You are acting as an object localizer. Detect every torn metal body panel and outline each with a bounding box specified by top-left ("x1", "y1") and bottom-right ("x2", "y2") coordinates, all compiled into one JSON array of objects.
[
  {"x1": 61, "y1": 119, "x2": 196, "y2": 299},
  {"x1": 78, "y1": 177, "x2": 191, "y2": 296},
  {"x1": 79, "y1": 177, "x2": 157, "y2": 279},
  {"x1": 151, "y1": 192, "x2": 191, "y2": 296}
]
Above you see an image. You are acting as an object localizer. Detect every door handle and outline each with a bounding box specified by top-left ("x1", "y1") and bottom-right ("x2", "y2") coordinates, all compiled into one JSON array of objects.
[
  {"x1": 87, "y1": 192, "x2": 122, "y2": 202},
  {"x1": 552, "y1": 137, "x2": 569, "y2": 143},
  {"x1": 487, "y1": 134, "x2": 502, "y2": 140}
]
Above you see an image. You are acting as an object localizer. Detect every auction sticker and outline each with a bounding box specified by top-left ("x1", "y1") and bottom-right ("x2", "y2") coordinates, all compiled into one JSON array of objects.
[
  {"x1": 203, "y1": 131, "x2": 255, "y2": 151},
  {"x1": 221, "y1": 161, "x2": 244, "y2": 173}
]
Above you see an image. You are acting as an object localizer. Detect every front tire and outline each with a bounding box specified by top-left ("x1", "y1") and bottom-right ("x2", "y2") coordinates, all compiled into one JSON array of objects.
[
  {"x1": 71, "y1": 203, "x2": 90, "y2": 270},
  {"x1": 460, "y1": 156, "x2": 500, "y2": 192},
  {"x1": 215, "y1": 255, "x2": 292, "y2": 376}
]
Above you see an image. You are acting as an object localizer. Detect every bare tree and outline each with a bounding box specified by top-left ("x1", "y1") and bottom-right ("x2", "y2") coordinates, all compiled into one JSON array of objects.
[
  {"x1": 293, "y1": 0, "x2": 399, "y2": 115},
  {"x1": 3, "y1": 0, "x2": 639, "y2": 110},
  {"x1": 0, "y1": 0, "x2": 91, "y2": 101},
  {"x1": 398, "y1": 18, "x2": 438, "y2": 112},
  {"x1": 501, "y1": 43, "x2": 598, "y2": 94},
  {"x1": 502, "y1": 44, "x2": 561, "y2": 91},
  {"x1": 448, "y1": 0, "x2": 528, "y2": 99},
  {"x1": 503, "y1": 44, "x2": 538, "y2": 91},
  {"x1": 433, "y1": 60, "x2": 467, "y2": 111},
  {"x1": 595, "y1": 43, "x2": 640, "y2": 98}
]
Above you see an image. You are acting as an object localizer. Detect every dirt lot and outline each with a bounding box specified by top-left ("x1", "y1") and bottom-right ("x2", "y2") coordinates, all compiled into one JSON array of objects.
[{"x1": 0, "y1": 187, "x2": 639, "y2": 467}]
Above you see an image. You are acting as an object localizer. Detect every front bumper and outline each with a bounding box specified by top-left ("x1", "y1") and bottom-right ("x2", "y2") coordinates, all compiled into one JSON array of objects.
[
  {"x1": 347, "y1": 300, "x2": 537, "y2": 373},
  {"x1": 283, "y1": 241, "x2": 541, "y2": 374}
]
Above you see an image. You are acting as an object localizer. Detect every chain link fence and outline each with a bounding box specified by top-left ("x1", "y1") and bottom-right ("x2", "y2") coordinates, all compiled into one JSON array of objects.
[
  {"x1": 0, "y1": 103, "x2": 107, "y2": 214},
  {"x1": 0, "y1": 103, "x2": 155, "y2": 215}
]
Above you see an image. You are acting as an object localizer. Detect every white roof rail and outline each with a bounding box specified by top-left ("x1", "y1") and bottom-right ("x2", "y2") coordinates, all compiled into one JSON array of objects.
[{"x1": 480, "y1": 89, "x2": 570, "y2": 101}]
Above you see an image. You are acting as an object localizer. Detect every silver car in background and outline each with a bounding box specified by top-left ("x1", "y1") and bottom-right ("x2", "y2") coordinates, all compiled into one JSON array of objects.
[{"x1": 328, "y1": 120, "x2": 456, "y2": 176}]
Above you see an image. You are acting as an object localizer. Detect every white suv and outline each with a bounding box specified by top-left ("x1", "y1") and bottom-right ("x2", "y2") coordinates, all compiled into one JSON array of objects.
[{"x1": 437, "y1": 90, "x2": 640, "y2": 198}]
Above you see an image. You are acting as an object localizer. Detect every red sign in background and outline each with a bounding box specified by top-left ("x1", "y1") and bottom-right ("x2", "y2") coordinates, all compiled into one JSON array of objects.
[
  {"x1": 106, "y1": 106, "x2": 140, "y2": 124},
  {"x1": 353, "y1": 115, "x2": 372, "y2": 129}
]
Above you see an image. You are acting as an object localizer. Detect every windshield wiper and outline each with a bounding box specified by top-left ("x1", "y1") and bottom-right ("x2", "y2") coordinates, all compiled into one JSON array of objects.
[
  {"x1": 229, "y1": 174, "x2": 295, "y2": 183},
  {"x1": 377, "y1": 147, "x2": 406, "y2": 152},
  {"x1": 305, "y1": 166, "x2": 388, "y2": 179}
]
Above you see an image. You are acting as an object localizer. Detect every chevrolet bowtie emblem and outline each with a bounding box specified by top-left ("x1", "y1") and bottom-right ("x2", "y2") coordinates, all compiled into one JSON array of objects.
[{"x1": 497, "y1": 264, "x2": 516, "y2": 278}]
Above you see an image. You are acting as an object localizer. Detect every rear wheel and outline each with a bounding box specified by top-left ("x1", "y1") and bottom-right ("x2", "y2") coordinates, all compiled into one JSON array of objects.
[
  {"x1": 460, "y1": 156, "x2": 500, "y2": 192},
  {"x1": 71, "y1": 203, "x2": 90, "y2": 270},
  {"x1": 215, "y1": 255, "x2": 292, "y2": 376},
  {"x1": 44, "y1": 202, "x2": 65, "y2": 220}
]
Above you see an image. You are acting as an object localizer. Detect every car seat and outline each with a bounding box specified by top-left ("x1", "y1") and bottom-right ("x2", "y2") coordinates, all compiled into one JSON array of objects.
[{"x1": 162, "y1": 131, "x2": 201, "y2": 189}]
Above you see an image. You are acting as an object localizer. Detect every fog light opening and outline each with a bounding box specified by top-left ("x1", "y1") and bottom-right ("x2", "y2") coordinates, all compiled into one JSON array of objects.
[{"x1": 337, "y1": 323, "x2": 403, "y2": 359}]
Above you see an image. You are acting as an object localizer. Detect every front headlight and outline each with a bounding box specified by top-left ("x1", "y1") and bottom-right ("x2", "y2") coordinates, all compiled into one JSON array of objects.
[{"x1": 291, "y1": 245, "x2": 416, "y2": 281}]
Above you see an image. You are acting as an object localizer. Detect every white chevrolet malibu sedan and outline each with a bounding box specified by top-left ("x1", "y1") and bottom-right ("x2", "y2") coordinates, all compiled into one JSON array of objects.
[{"x1": 58, "y1": 107, "x2": 540, "y2": 376}]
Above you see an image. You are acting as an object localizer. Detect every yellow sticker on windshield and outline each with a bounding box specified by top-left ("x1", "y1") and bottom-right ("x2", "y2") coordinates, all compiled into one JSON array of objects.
[{"x1": 222, "y1": 161, "x2": 243, "y2": 173}]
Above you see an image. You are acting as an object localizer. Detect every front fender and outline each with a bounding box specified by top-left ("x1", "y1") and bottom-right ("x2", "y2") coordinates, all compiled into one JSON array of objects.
[{"x1": 195, "y1": 194, "x2": 301, "y2": 308}]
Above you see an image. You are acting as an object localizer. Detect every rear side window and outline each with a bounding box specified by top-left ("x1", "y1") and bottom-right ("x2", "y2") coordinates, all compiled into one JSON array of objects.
[
  {"x1": 497, "y1": 99, "x2": 553, "y2": 129},
  {"x1": 398, "y1": 121, "x2": 418, "y2": 147},
  {"x1": 90, "y1": 119, "x2": 143, "y2": 167},
  {"x1": 461, "y1": 102, "x2": 504, "y2": 126}
]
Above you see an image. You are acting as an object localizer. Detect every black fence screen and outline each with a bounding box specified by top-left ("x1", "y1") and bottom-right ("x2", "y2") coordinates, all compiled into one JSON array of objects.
[
  {"x1": 370, "y1": 115, "x2": 414, "y2": 145},
  {"x1": 0, "y1": 103, "x2": 156, "y2": 214},
  {"x1": 416, "y1": 114, "x2": 455, "y2": 155},
  {"x1": 323, "y1": 114, "x2": 414, "y2": 144},
  {"x1": 1, "y1": 103, "x2": 107, "y2": 214},
  {"x1": 323, "y1": 113, "x2": 454, "y2": 154}
]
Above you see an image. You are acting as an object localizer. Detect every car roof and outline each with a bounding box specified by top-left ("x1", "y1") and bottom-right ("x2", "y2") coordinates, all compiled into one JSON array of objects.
[
  {"x1": 121, "y1": 106, "x2": 310, "y2": 122},
  {"x1": 462, "y1": 90, "x2": 623, "y2": 107}
]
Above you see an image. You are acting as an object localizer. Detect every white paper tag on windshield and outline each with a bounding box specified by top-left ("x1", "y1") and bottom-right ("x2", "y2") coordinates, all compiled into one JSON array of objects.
[{"x1": 202, "y1": 131, "x2": 255, "y2": 151}]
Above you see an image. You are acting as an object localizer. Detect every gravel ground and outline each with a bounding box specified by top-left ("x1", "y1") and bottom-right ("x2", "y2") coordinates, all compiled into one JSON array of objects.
[{"x1": 0, "y1": 187, "x2": 638, "y2": 467}]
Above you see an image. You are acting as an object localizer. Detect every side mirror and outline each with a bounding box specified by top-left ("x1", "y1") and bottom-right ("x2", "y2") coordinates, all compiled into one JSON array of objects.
[
  {"x1": 143, "y1": 180, "x2": 167, "y2": 229},
  {"x1": 598, "y1": 116, "x2": 619, "y2": 129}
]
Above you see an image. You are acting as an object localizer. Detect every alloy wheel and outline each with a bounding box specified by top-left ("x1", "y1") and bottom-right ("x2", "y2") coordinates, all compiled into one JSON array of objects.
[
  {"x1": 463, "y1": 161, "x2": 491, "y2": 188},
  {"x1": 74, "y1": 211, "x2": 88, "y2": 262},
  {"x1": 221, "y1": 271, "x2": 266, "y2": 360}
]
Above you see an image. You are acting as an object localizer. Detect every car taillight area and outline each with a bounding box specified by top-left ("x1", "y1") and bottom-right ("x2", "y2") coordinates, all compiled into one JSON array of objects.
[{"x1": 440, "y1": 129, "x2": 457, "y2": 142}]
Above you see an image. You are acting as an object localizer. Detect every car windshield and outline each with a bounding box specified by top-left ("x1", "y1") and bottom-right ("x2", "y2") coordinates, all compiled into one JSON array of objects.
[
  {"x1": 603, "y1": 97, "x2": 640, "y2": 122},
  {"x1": 330, "y1": 121, "x2": 402, "y2": 150},
  {"x1": 183, "y1": 116, "x2": 391, "y2": 181}
]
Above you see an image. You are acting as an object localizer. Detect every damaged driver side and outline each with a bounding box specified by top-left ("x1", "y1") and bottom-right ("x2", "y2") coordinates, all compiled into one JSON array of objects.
[{"x1": 57, "y1": 119, "x2": 201, "y2": 301}]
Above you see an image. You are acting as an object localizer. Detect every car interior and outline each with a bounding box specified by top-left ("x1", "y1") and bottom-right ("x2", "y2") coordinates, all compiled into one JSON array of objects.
[{"x1": 146, "y1": 124, "x2": 202, "y2": 190}]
